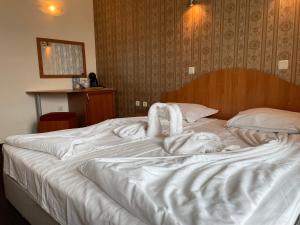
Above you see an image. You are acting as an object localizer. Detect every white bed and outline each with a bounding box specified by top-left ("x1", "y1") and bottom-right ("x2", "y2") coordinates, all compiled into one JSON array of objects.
[
  {"x1": 3, "y1": 116, "x2": 300, "y2": 225},
  {"x1": 3, "y1": 117, "x2": 254, "y2": 225}
]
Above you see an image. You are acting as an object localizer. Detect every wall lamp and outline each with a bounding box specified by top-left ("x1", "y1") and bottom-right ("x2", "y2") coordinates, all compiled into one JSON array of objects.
[{"x1": 189, "y1": 0, "x2": 200, "y2": 6}]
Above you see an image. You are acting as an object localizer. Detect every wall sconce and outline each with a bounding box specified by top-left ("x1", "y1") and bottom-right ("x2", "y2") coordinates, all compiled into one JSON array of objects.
[
  {"x1": 38, "y1": 0, "x2": 64, "y2": 16},
  {"x1": 189, "y1": 0, "x2": 200, "y2": 7},
  {"x1": 48, "y1": 5, "x2": 57, "y2": 13}
]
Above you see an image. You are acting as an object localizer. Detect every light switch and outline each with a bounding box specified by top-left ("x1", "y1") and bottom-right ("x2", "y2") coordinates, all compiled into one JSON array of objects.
[
  {"x1": 278, "y1": 60, "x2": 289, "y2": 70},
  {"x1": 188, "y1": 66, "x2": 195, "y2": 75},
  {"x1": 135, "y1": 101, "x2": 140, "y2": 107},
  {"x1": 142, "y1": 102, "x2": 148, "y2": 108}
]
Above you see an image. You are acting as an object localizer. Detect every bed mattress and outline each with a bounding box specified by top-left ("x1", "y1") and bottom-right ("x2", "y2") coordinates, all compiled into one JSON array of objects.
[{"x1": 3, "y1": 118, "x2": 249, "y2": 225}]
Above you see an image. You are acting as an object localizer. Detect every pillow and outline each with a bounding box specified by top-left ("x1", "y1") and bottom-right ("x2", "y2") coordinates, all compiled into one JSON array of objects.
[
  {"x1": 227, "y1": 108, "x2": 300, "y2": 133},
  {"x1": 171, "y1": 103, "x2": 218, "y2": 123}
]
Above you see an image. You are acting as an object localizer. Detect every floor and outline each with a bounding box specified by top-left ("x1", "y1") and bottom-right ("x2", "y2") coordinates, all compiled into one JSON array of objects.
[{"x1": 0, "y1": 144, "x2": 31, "y2": 225}]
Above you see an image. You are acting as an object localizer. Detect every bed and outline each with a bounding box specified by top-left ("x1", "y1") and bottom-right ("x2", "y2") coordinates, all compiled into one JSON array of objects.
[{"x1": 3, "y1": 69, "x2": 300, "y2": 225}]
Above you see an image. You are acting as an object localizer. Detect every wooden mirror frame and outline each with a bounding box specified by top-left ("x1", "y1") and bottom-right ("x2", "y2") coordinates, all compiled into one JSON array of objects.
[{"x1": 36, "y1": 37, "x2": 87, "y2": 78}]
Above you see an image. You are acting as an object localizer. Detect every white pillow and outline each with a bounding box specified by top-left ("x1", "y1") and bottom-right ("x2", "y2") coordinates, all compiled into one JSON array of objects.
[
  {"x1": 227, "y1": 108, "x2": 300, "y2": 133},
  {"x1": 171, "y1": 103, "x2": 218, "y2": 123}
]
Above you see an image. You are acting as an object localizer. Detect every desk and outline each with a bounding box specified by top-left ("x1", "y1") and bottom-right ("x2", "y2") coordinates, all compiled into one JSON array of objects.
[{"x1": 27, "y1": 88, "x2": 116, "y2": 126}]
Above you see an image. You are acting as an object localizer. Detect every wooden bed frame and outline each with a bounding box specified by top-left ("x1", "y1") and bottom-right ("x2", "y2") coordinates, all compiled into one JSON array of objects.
[{"x1": 162, "y1": 69, "x2": 300, "y2": 119}]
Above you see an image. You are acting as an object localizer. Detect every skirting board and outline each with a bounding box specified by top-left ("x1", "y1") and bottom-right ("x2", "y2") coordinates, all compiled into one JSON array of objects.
[{"x1": 4, "y1": 174, "x2": 59, "y2": 225}]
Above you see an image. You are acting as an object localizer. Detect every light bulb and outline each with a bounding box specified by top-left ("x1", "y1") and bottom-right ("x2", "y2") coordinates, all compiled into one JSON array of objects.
[{"x1": 48, "y1": 5, "x2": 56, "y2": 12}]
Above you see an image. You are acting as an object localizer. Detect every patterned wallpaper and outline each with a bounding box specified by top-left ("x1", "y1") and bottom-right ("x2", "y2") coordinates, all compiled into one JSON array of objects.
[{"x1": 93, "y1": 0, "x2": 300, "y2": 117}]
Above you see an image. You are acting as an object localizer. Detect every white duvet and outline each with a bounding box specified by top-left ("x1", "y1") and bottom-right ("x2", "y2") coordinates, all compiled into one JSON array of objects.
[
  {"x1": 163, "y1": 131, "x2": 236, "y2": 154},
  {"x1": 4, "y1": 117, "x2": 300, "y2": 225},
  {"x1": 80, "y1": 136, "x2": 300, "y2": 225},
  {"x1": 5, "y1": 118, "x2": 148, "y2": 160},
  {"x1": 4, "y1": 117, "x2": 223, "y2": 160}
]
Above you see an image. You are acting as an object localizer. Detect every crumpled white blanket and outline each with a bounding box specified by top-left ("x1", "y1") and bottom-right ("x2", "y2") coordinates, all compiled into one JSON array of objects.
[
  {"x1": 79, "y1": 136, "x2": 300, "y2": 225},
  {"x1": 5, "y1": 118, "x2": 147, "y2": 160},
  {"x1": 163, "y1": 131, "x2": 239, "y2": 155},
  {"x1": 113, "y1": 122, "x2": 148, "y2": 140},
  {"x1": 229, "y1": 127, "x2": 287, "y2": 146}
]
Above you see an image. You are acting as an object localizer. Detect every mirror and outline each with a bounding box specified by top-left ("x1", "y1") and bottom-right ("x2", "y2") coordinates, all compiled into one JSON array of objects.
[{"x1": 36, "y1": 37, "x2": 87, "y2": 78}]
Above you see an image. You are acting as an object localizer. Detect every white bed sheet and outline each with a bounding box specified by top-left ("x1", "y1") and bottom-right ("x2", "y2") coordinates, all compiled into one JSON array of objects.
[
  {"x1": 80, "y1": 137, "x2": 300, "y2": 225},
  {"x1": 3, "y1": 118, "x2": 249, "y2": 225}
]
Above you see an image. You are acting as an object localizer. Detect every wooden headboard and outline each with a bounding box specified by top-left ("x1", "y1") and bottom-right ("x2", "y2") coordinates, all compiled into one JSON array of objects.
[{"x1": 161, "y1": 69, "x2": 300, "y2": 120}]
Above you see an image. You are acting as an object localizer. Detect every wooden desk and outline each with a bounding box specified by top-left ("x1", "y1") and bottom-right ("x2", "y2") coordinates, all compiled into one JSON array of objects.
[{"x1": 27, "y1": 88, "x2": 116, "y2": 126}]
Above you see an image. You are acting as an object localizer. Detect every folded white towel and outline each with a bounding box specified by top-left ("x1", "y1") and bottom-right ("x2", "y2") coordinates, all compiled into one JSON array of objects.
[
  {"x1": 147, "y1": 103, "x2": 183, "y2": 137},
  {"x1": 147, "y1": 103, "x2": 163, "y2": 137},
  {"x1": 113, "y1": 122, "x2": 147, "y2": 140},
  {"x1": 164, "y1": 132, "x2": 235, "y2": 155},
  {"x1": 170, "y1": 104, "x2": 183, "y2": 136}
]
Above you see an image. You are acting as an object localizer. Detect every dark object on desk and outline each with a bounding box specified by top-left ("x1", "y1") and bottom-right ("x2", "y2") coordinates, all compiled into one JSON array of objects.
[
  {"x1": 88, "y1": 72, "x2": 100, "y2": 87},
  {"x1": 38, "y1": 112, "x2": 78, "y2": 133}
]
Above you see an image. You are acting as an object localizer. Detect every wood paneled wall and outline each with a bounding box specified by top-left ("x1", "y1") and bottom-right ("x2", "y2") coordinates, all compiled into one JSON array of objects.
[{"x1": 93, "y1": 0, "x2": 300, "y2": 117}]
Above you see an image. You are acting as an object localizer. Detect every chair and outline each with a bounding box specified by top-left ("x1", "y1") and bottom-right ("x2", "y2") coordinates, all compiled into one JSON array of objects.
[{"x1": 38, "y1": 112, "x2": 78, "y2": 133}]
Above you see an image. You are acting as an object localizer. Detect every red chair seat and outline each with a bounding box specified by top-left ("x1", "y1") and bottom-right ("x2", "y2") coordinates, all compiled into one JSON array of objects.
[{"x1": 38, "y1": 112, "x2": 78, "y2": 133}]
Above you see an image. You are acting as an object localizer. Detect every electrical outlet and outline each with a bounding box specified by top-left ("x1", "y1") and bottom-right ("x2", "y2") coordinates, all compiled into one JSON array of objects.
[
  {"x1": 278, "y1": 60, "x2": 289, "y2": 70},
  {"x1": 142, "y1": 101, "x2": 148, "y2": 108},
  {"x1": 135, "y1": 101, "x2": 140, "y2": 107},
  {"x1": 188, "y1": 66, "x2": 195, "y2": 75}
]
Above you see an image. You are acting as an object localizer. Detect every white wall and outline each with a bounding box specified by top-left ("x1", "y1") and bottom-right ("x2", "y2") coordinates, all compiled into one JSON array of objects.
[{"x1": 0, "y1": 0, "x2": 96, "y2": 142}]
